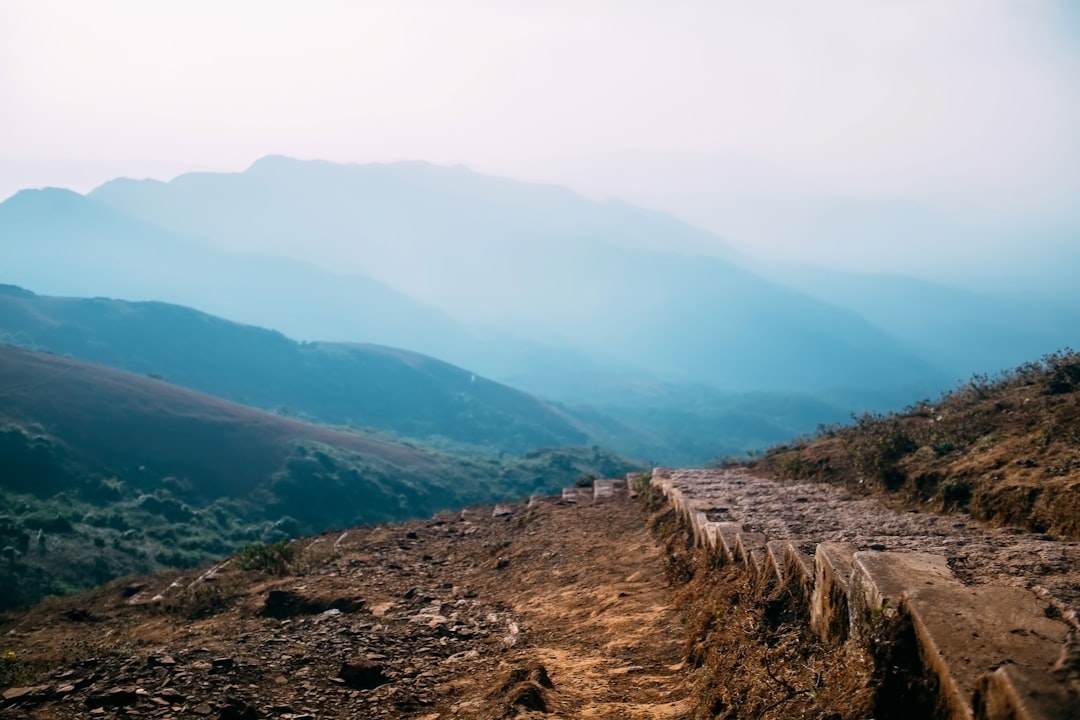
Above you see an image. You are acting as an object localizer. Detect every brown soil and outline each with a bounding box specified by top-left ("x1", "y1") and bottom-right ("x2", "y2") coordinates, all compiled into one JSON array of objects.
[{"x1": 0, "y1": 497, "x2": 700, "y2": 719}]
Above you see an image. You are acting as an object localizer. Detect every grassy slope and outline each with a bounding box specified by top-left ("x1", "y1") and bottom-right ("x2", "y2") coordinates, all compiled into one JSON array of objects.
[
  {"x1": 0, "y1": 342, "x2": 430, "y2": 498},
  {"x1": 0, "y1": 343, "x2": 639, "y2": 609},
  {"x1": 0, "y1": 285, "x2": 588, "y2": 454},
  {"x1": 749, "y1": 351, "x2": 1080, "y2": 539}
]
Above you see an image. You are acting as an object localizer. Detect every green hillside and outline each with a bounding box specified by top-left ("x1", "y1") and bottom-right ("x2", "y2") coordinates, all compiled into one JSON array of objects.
[
  {"x1": 0, "y1": 285, "x2": 587, "y2": 454},
  {"x1": 0, "y1": 344, "x2": 639, "y2": 609}
]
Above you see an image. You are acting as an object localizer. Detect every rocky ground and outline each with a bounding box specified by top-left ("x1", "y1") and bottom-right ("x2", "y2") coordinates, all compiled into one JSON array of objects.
[
  {"x1": 0, "y1": 494, "x2": 695, "y2": 720},
  {"x1": 7, "y1": 467, "x2": 1076, "y2": 720}
]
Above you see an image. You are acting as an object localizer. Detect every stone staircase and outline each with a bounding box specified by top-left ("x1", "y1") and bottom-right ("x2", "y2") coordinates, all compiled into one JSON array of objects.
[
  {"x1": 558, "y1": 478, "x2": 628, "y2": 505},
  {"x1": 649, "y1": 467, "x2": 1080, "y2": 720}
]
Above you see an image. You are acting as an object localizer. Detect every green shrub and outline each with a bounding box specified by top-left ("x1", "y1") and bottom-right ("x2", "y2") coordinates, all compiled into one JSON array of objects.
[
  {"x1": 932, "y1": 441, "x2": 956, "y2": 457},
  {"x1": 630, "y1": 471, "x2": 652, "y2": 496},
  {"x1": 574, "y1": 474, "x2": 597, "y2": 488},
  {"x1": 780, "y1": 453, "x2": 805, "y2": 478},
  {"x1": 939, "y1": 478, "x2": 972, "y2": 510},
  {"x1": 0, "y1": 650, "x2": 24, "y2": 688},
  {"x1": 234, "y1": 540, "x2": 296, "y2": 575}
]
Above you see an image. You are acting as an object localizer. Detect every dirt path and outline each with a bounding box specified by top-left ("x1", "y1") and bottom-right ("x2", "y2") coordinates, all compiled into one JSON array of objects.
[
  {"x1": 481, "y1": 501, "x2": 693, "y2": 718},
  {"x1": 0, "y1": 495, "x2": 696, "y2": 719}
]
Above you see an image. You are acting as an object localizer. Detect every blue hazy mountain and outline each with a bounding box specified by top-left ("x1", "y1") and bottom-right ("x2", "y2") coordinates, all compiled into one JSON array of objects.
[
  {"x1": 758, "y1": 265, "x2": 1080, "y2": 382},
  {"x1": 81, "y1": 156, "x2": 948, "y2": 401},
  {"x1": 0, "y1": 187, "x2": 469, "y2": 350}
]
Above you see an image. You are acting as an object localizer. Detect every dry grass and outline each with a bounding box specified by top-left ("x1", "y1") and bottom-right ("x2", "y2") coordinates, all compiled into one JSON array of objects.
[
  {"x1": 646, "y1": 498, "x2": 876, "y2": 720},
  {"x1": 751, "y1": 350, "x2": 1080, "y2": 540}
]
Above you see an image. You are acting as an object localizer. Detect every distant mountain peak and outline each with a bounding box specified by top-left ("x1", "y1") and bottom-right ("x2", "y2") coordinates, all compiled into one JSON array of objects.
[
  {"x1": 0, "y1": 186, "x2": 113, "y2": 224},
  {"x1": 246, "y1": 154, "x2": 308, "y2": 172},
  {"x1": 3, "y1": 186, "x2": 85, "y2": 206},
  {"x1": 0, "y1": 284, "x2": 34, "y2": 297}
]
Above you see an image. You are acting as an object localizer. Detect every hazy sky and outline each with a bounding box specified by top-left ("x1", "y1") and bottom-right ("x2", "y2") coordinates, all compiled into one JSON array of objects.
[{"x1": 2, "y1": 1, "x2": 1079, "y2": 265}]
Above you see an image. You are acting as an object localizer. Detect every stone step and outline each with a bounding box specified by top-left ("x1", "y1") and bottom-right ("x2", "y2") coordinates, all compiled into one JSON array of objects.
[
  {"x1": 593, "y1": 478, "x2": 627, "y2": 503},
  {"x1": 650, "y1": 467, "x2": 1080, "y2": 720},
  {"x1": 561, "y1": 487, "x2": 592, "y2": 504},
  {"x1": 905, "y1": 584, "x2": 1071, "y2": 720}
]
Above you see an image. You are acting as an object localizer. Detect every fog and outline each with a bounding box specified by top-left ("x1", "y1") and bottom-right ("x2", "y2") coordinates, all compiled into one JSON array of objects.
[{"x1": 3, "y1": 0, "x2": 1079, "y2": 281}]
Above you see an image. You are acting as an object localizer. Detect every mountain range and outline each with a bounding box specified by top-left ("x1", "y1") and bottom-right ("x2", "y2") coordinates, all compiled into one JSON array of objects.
[
  {"x1": 3, "y1": 155, "x2": 1077, "y2": 461},
  {"x1": 5, "y1": 157, "x2": 966, "y2": 402}
]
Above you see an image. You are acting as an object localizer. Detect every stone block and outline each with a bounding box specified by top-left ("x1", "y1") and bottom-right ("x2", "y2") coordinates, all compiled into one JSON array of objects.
[
  {"x1": 695, "y1": 509, "x2": 712, "y2": 548},
  {"x1": 593, "y1": 480, "x2": 619, "y2": 503},
  {"x1": 905, "y1": 584, "x2": 1071, "y2": 720},
  {"x1": 735, "y1": 532, "x2": 768, "y2": 586},
  {"x1": 783, "y1": 543, "x2": 814, "y2": 588},
  {"x1": 561, "y1": 487, "x2": 591, "y2": 503},
  {"x1": 849, "y1": 551, "x2": 958, "y2": 642},
  {"x1": 810, "y1": 542, "x2": 856, "y2": 645},
  {"x1": 714, "y1": 522, "x2": 743, "y2": 565},
  {"x1": 700, "y1": 522, "x2": 720, "y2": 555},
  {"x1": 973, "y1": 663, "x2": 1080, "y2": 720},
  {"x1": 765, "y1": 540, "x2": 789, "y2": 587},
  {"x1": 782, "y1": 542, "x2": 816, "y2": 613}
]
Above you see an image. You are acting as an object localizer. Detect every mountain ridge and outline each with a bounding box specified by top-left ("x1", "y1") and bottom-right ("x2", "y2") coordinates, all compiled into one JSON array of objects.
[
  {"x1": 77, "y1": 156, "x2": 950, "y2": 399},
  {"x1": 0, "y1": 286, "x2": 588, "y2": 455}
]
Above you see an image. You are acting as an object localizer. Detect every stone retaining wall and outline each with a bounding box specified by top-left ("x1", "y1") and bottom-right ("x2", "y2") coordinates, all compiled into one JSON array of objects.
[{"x1": 648, "y1": 467, "x2": 1080, "y2": 720}]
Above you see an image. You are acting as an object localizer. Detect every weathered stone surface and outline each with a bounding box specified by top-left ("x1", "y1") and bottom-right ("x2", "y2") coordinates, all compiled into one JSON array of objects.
[
  {"x1": 2, "y1": 685, "x2": 51, "y2": 703},
  {"x1": 809, "y1": 542, "x2": 855, "y2": 645},
  {"x1": 650, "y1": 468, "x2": 1080, "y2": 618},
  {"x1": 783, "y1": 542, "x2": 817, "y2": 612},
  {"x1": 561, "y1": 487, "x2": 591, "y2": 504},
  {"x1": 783, "y1": 543, "x2": 814, "y2": 586},
  {"x1": 713, "y1": 522, "x2": 743, "y2": 565},
  {"x1": 849, "y1": 551, "x2": 959, "y2": 641},
  {"x1": 593, "y1": 479, "x2": 625, "y2": 503},
  {"x1": 973, "y1": 663, "x2": 1080, "y2": 720},
  {"x1": 692, "y1": 512, "x2": 710, "y2": 547},
  {"x1": 735, "y1": 532, "x2": 768, "y2": 587},
  {"x1": 764, "y1": 540, "x2": 789, "y2": 586},
  {"x1": 905, "y1": 584, "x2": 1071, "y2": 720}
]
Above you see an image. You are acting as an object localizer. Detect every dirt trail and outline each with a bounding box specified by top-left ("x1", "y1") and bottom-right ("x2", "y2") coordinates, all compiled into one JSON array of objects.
[
  {"x1": 484, "y1": 502, "x2": 692, "y2": 719},
  {"x1": 0, "y1": 495, "x2": 695, "y2": 719}
]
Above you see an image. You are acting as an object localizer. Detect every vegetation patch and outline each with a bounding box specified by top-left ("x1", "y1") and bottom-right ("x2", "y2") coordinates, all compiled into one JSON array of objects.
[
  {"x1": 0, "y1": 410, "x2": 640, "y2": 610},
  {"x1": 234, "y1": 540, "x2": 297, "y2": 575},
  {"x1": 750, "y1": 350, "x2": 1080, "y2": 540}
]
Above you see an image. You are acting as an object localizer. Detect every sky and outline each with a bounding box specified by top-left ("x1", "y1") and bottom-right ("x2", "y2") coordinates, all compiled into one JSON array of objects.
[{"x1": 2, "y1": 0, "x2": 1079, "y2": 269}]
